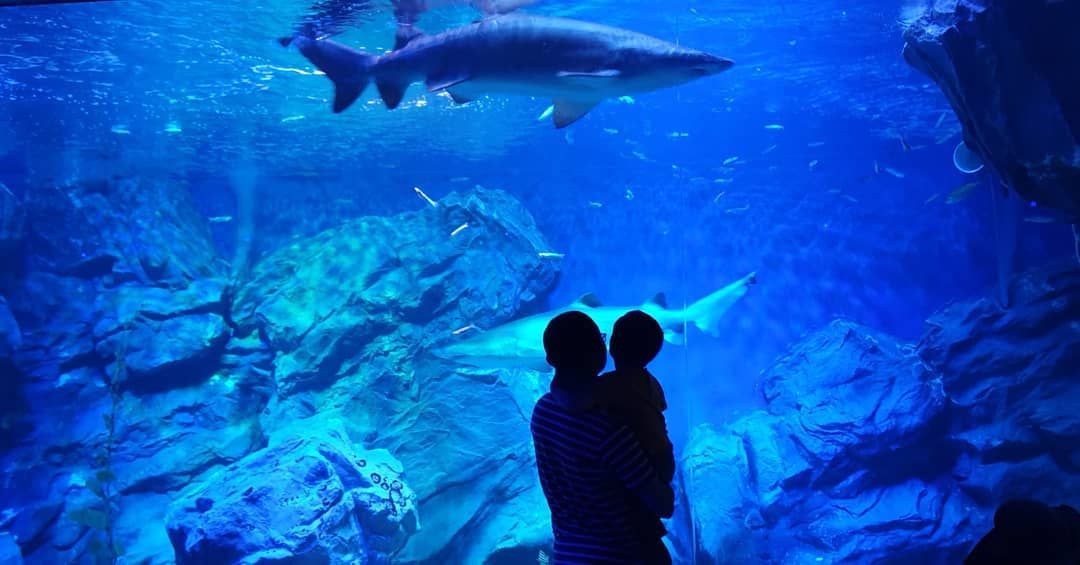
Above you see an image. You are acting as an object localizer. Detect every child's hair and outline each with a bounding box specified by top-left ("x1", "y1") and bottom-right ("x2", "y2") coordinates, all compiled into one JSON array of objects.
[{"x1": 609, "y1": 310, "x2": 664, "y2": 368}]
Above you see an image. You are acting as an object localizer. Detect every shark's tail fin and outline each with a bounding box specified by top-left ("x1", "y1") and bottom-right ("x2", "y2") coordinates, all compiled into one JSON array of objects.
[
  {"x1": 685, "y1": 271, "x2": 757, "y2": 337},
  {"x1": 292, "y1": 36, "x2": 373, "y2": 113}
]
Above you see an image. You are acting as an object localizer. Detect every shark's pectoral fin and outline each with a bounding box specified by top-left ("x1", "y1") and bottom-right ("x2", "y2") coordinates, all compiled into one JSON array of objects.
[
  {"x1": 376, "y1": 79, "x2": 409, "y2": 109},
  {"x1": 426, "y1": 72, "x2": 471, "y2": 93},
  {"x1": 557, "y1": 69, "x2": 621, "y2": 78},
  {"x1": 552, "y1": 99, "x2": 600, "y2": 129},
  {"x1": 447, "y1": 90, "x2": 474, "y2": 105},
  {"x1": 664, "y1": 327, "x2": 686, "y2": 345}
]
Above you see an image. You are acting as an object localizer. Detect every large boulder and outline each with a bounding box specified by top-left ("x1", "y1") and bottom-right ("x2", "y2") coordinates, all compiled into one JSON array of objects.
[
  {"x1": 685, "y1": 263, "x2": 1080, "y2": 563},
  {"x1": 21, "y1": 176, "x2": 226, "y2": 283},
  {"x1": 903, "y1": 0, "x2": 1080, "y2": 219},
  {"x1": 0, "y1": 183, "x2": 23, "y2": 263},
  {"x1": 0, "y1": 177, "x2": 261, "y2": 564},
  {"x1": 166, "y1": 423, "x2": 418, "y2": 564},
  {"x1": 686, "y1": 321, "x2": 969, "y2": 564},
  {"x1": 232, "y1": 187, "x2": 560, "y2": 563},
  {"x1": 919, "y1": 263, "x2": 1080, "y2": 507},
  {"x1": 0, "y1": 295, "x2": 19, "y2": 359}
]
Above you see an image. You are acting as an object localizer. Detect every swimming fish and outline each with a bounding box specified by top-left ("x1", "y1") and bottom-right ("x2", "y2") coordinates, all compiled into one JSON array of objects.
[
  {"x1": 414, "y1": 186, "x2": 438, "y2": 207},
  {"x1": 764, "y1": 124, "x2": 784, "y2": 130},
  {"x1": 208, "y1": 216, "x2": 233, "y2": 223},
  {"x1": 450, "y1": 223, "x2": 469, "y2": 236},
  {"x1": 947, "y1": 182, "x2": 979, "y2": 204},
  {"x1": 292, "y1": 14, "x2": 734, "y2": 128},
  {"x1": 722, "y1": 156, "x2": 740, "y2": 166},
  {"x1": 538, "y1": 251, "x2": 565, "y2": 258},
  {"x1": 452, "y1": 324, "x2": 480, "y2": 336}
]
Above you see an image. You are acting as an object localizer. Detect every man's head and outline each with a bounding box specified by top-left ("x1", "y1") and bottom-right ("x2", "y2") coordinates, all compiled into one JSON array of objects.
[
  {"x1": 609, "y1": 310, "x2": 664, "y2": 369},
  {"x1": 543, "y1": 311, "x2": 607, "y2": 379}
]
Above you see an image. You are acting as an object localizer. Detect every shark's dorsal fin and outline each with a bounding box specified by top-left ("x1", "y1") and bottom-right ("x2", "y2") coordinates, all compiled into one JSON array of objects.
[
  {"x1": 573, "y1": 293, "x2": 602, "y2": 308},
  {"x1": 645, "y1": 292, "x2": 668, "y2": 309},
  {"x1": 394, "y1": 25, "x2": 425, "y2": 51},
  {"x1": 552, "y1": 99, "x2": 599, "y2": 129}
]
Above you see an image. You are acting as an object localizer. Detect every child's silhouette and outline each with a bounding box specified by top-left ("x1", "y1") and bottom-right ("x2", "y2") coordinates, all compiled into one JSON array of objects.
[{"x1": 598, "y1": 310, "x2": 676, "y2": 564}]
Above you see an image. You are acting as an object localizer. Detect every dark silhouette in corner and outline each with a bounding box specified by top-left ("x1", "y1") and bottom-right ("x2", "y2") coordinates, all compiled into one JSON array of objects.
[{"x1": 965, "y1": 499, "x2": 1080, "y2": 565}]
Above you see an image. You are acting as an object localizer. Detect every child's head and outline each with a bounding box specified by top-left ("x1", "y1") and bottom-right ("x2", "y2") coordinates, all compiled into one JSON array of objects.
[
  {"x1": 609, "y1": 310, "x2": 663, "y2": 369},
  {"x1": 543, "y1": 311, "x2": 607, "y2": 378}
]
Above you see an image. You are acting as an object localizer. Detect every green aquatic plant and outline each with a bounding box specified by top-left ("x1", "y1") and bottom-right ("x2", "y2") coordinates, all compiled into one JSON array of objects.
[{"x1": 68, "y1": 319, "x2": 132, "y2": 563}]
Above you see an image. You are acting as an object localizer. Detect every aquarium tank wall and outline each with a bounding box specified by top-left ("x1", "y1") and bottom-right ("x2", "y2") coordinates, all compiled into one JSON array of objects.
[{"x1": 1, "y1": 0, "x2": 1078, "y2": 563}]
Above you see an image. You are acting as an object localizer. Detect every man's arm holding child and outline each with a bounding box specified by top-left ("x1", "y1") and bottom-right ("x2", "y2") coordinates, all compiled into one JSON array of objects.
[{"x1": 601, "y1": 424, "x2": 675, "y2": 518}]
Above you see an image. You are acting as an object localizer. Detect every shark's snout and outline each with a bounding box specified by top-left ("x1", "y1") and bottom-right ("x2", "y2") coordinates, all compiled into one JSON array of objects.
[{"x1": 692, "y1": 55, "x2": 735, "y2": 76}]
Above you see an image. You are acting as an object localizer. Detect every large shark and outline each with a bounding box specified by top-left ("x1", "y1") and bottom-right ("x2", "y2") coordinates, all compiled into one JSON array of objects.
[
  {"x1": 433, "y1": 272, "x2": 757, "y2": 370},
  {"x1": 292, "y1": 14, "x2": 734, "y2": 127}
]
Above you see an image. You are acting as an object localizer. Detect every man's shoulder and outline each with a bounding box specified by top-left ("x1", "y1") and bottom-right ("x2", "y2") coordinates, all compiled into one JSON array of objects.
[{"x1": 532, "y1": 390, "x2": 617, "y2": 433}]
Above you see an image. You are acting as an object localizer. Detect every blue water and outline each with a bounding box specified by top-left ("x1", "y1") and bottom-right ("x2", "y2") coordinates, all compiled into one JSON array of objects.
[{"x1": 0, "y1": 0, "x2": 1076, "y2": 563}]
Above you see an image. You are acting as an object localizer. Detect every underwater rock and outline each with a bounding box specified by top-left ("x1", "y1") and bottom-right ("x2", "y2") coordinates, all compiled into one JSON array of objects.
[
  {"x1": 23, "y1": 177, "x2": 226, "y2": 284},
  {"x1": 686, "y1": 263, "x2": 1080, "y2": 563},
  {"x1": 0, "y1": 179, "x2": 245, "y2": 562},
  {"x1": 166, "y1": 424, "x2": 418, "y2": 564},
  {"x1": 95, "y1": 312, "x2": 229, "y2": 394},
  {"x1": 760, "y1": 320, "x2": 947, "y2": 474},
  {"x1": 0, "y1": 295, "x2": 20, "y2": 358},
  {"x1": 903, "y1": 0, "x2": 1080, "y2": 220},
  {"x1": 0, "y1": 182, "x2": 24, "y2": 263},
  {"x1": 919, "y1": 262, "x2": 1080, "y2": 506},
  {"x1": 232, "y1": 187, "x2": 556, "y2": 394},
  {"x1": 231, "y1": 188, "x2": 559, "y2": 562},
  {"x1": 687, "y1": 321, "x2": 965, "y2": 563}
]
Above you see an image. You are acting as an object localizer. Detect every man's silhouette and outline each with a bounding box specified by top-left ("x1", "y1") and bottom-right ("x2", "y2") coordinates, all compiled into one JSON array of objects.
[{"x1": 531, "y1": 311, "x2": 675, "y2": 563}]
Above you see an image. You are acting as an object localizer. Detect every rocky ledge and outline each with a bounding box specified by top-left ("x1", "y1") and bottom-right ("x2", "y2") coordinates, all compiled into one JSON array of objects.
[{"x1": 684, "y1": 262, "x2": 1080, "y2": 563}]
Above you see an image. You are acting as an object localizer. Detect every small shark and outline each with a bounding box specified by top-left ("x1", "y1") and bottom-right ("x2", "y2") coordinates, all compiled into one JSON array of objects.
[
  {"x1": 292, "y1": 14, "x2": 734, "y2": 127},
  {"x1": 433, "y1": 272, "x2": 757, "y2": 370}
]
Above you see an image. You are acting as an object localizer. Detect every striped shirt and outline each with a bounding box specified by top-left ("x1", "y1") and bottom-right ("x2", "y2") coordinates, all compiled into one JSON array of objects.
[{"x1": 531, "y1": 390, "x2": 658, "y2": 564}]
